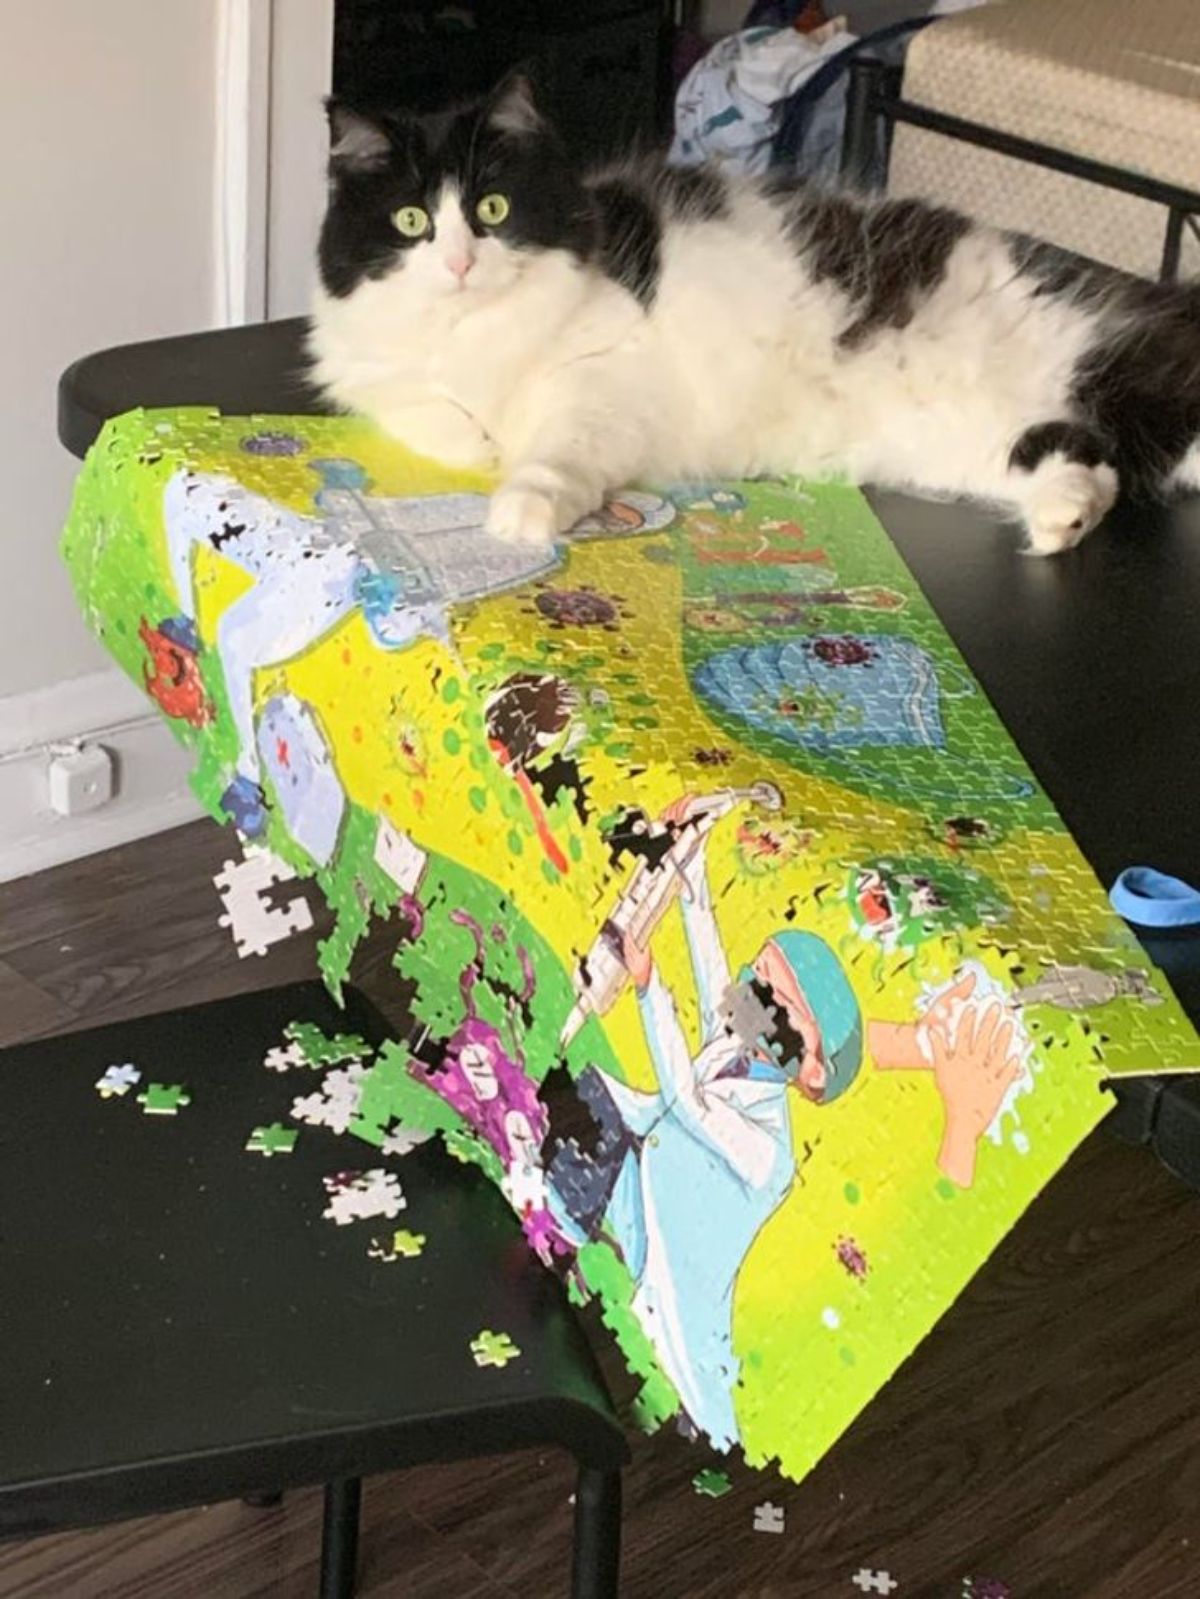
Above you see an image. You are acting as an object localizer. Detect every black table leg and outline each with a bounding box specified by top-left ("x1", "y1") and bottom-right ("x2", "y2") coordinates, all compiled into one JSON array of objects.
[
  {"x1": 319, "y1": 1478, "x2": 362, "y2": 1599},
  {"x1": 570, "y1": 1465, "x2": 622, "y2": 1599}
]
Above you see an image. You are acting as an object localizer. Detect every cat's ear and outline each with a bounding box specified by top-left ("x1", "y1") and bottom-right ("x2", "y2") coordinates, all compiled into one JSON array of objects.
[
  {"x1": 326, "y1": 100, "x2": 391, "y2": 174},
  {"x1": 485, "y1": 70, "x2": 543, "y2": 140}
]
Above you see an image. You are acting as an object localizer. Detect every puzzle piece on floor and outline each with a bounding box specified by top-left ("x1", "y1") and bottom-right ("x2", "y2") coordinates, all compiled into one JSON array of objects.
[
  {"x1": 752, "y1": 1502, "x2": 785, "y2": 1534},
  {"x1": 283, "y1": 1020, "x2": 370, "y2": 1067},
  {"x1": 470, "y1": 1329, "x2": 521, "y2": 1368},
  {"x1": 246, "y1": 1122, "x2": 298, "y2": 1156},
  {"x1": 692, "y1": 1469, "x2": 732, "y2": 1499},
  {"x1": 292, "y1": 1061, "x2": 369, "y2": 1135},
  {"x1": 96, "y1": 1062, "x2": 141, "y2": 1098},
  {"x1": 379, "y1": 1121, "x2": 435, "y2": 1157},
  {"x1": 137, "y1": 1082, "x2": 191, "y2": 1116},
  {"x1": 322, "y1": 1167, "x2": 404, "y2": 1225},
  {"x1": 213, "y1": 846, "x2": 313, "y2": 958},
  {"x1": 852, "y1": 1571, "x2": 899, "y2": 1595},
  {"x1": 263, "y1": 1041, "x2": 307, "y2": 1073},
  {"x1": 368, "y1": 1228, "x2": 426, "y2": 1261}
]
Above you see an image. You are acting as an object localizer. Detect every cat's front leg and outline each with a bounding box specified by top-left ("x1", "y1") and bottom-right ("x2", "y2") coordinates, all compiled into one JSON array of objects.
[
  {"x1": 1007, "y1": 422, "x2": 1119, "y2": 555},
  {"x1": 378, "y1": 398, "x2": 498, "y2": 471},
  {"x1": 486, "y1": 367, "x2": 647, "y2": 545},
  {"x1": 485, "y1": 462, "x2": 604, "y2": 545}
]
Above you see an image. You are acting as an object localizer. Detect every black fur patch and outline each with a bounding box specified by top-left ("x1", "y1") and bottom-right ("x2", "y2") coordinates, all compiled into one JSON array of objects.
[
  {"x1": 1009, "y1": 238, "x2": 1200, "y2": 495},
  {"x1": 1071, "y1": 279, "x2": 1200, "y2": 495},
  {"x1": 1008, "y1": 421, "x2": 1115, "y2": 473},
  {"x1": 656, "y1": 165, "x2": 728, "y2": 222},
  {"x1": 588, "y1": 178, "x2": 662, "y2": 309},
  {"x1": 779, "y1": 186, "x2": 970, "y2": 349}
]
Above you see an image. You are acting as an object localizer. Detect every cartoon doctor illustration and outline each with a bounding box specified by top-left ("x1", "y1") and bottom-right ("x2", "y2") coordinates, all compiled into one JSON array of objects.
[{"x1": 551, "y1": 794, "x2": 1026, "y2": 1451}]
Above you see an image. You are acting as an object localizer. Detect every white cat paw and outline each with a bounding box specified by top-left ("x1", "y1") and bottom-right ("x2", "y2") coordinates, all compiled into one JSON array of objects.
[
  {"x1": 485, "y1": 484, "x2": 560, "y2": 545},
  {"x1": 1022, "y1": 462, "x2": 1118, "y2": 556}
]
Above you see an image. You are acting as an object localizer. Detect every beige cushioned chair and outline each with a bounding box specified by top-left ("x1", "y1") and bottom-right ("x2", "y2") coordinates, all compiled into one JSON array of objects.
[{"x1": 889, "y1": 0, "x2": 1200, "y2": 278}]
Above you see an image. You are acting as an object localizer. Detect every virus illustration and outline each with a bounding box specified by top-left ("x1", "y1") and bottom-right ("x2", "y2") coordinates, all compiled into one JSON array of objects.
[
  {"x1": 809, "y1": 635, "x2": 877, "y2": 667},
  {"x1": 694, "y1": 746, "x2": 734, "y2": 767},
  {"x1": 684, "y1": 604, "x2": 744, "y2": 633},
  {"x1": 139, "y1": 617, "x2": 213, "y2": 727},
  {"x1": 834, "y1": 1235, "x2": 869, "y2": 1280},
  {"x1": 240, "y1": 431, "x2": 305, "y2": 457},
  {"x1": 532, "y1": 585, "x2": 624, "y2": 630},
  {"x1": 736, "y1": 816, "x2": 813, "y2": 876}
]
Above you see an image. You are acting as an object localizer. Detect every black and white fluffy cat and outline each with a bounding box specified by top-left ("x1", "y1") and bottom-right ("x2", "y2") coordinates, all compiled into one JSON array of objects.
[{"x1": 309, "y1": 73, "x2": 1200, "y2": 556}]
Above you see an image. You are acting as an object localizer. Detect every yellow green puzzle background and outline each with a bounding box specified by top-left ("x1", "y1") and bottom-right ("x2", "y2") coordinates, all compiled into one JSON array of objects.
[{"x1": 62, "y1": 407, "x2": 1200, "y2": 1483}]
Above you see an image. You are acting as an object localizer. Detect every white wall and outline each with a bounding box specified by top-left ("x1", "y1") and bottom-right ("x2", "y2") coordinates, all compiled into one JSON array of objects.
[
  {"x1": 0, "y1": 1, "x2": 332, "y2": 880},
  {"x1": 1, "y1": 0, "x2": 221, "y2": 699}
]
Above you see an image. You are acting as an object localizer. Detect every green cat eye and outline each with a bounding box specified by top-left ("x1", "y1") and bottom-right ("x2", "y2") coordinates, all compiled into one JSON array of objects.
[
  {"x1": 392, "y1": 205, "x2": 430, "y2": 239},
  {"x1": 476, "y1": 192, "x2": 511, "y2": 227}
]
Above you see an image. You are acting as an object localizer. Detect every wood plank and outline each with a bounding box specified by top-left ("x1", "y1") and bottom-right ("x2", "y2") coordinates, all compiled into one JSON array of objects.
[{"x1": 0, "y1": 958, "x2": 73, "y2": 1047}]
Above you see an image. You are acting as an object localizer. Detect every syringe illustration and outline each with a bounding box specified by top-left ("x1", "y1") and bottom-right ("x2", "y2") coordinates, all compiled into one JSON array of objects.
[{"x1": 559, "y1": 781, "x2": 784, "y2": 1048}]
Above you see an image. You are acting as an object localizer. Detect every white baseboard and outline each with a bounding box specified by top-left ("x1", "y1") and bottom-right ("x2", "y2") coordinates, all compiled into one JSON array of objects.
[{"x1": 0, "y1": 670, "x2": 204, "y2": 883}]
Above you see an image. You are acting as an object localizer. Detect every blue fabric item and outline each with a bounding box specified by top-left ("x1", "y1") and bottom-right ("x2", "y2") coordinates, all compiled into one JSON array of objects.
[
  {"x1": 220, "y1": 774, "x2": 268, "y2": 838},
  {"x1": 1110, "y1": 867, "x2": 1200, "y2": 930},
  {"x1": 773, "y1": 17, "x2": 935, "y2": 178}
]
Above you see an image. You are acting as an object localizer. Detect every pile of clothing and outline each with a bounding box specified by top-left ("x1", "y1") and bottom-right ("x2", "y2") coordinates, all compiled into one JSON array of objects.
[{"x1": 671, "y1": 0, "x2": 987, "y2": 182}]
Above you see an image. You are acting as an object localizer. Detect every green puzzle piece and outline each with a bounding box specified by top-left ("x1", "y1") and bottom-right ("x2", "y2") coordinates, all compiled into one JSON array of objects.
[
  {"x1": 368, "y1": 1228, "x2": 426, "y2": 1261},
  {"x1": 137, "y1": 1083, "x2": 190, "y2": 1116},
  {"x1": 692, "y1": 1469, "x2": 732, "y2": 1499},
  {"x1": 470, "y1": 1329, "x2": 521, "y2": 1369},
  {"x1": 246, "y1": 1122, "x2": 298, "y2": 1157},
  {"x1": 284, "y1": 1021, "x2": 370, "y2": 1067}
]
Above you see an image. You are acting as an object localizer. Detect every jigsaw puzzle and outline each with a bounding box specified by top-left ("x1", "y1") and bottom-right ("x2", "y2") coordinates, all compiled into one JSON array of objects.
[
  {"x1": 62, "y1": 407, "x2": 1200, "y2": 1484},
  {"x1": 321, "y1": 1168, "x2": 404, "y2": 1226},
  {"x1": 96, "y1": 1063, "x2": 141, "y2": 1099},
  {"x1": 470, "y1": 1329, "x2": 521, "y2": 1368},
  {"x1": 246, "y1": 1122, "x2": 298, "y2": 1157},
  {"x1": 752, "y1": 1501, "x2": 785, "y2": 1534},
  {"x1": 136, "y1": 1083, "x2": 190, "y2": 1116}
]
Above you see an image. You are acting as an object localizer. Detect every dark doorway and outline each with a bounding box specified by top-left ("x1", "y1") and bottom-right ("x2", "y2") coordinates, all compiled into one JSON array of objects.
[{"x1": 333, "y1": 1, "x2": 676, "y2": 164}]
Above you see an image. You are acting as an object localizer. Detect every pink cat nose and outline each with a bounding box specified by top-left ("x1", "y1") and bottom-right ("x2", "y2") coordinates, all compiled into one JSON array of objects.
[{"x1": 446, "y1": 253, "x2": 474, "y2": 281}]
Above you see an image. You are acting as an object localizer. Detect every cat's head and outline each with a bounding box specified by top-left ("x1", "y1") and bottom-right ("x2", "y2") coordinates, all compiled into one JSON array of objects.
[{"x1": 317, "y1": 73, "x2": 591, "y2": 307}]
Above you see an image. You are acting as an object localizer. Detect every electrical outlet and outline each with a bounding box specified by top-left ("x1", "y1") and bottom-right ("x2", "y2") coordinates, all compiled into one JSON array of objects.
[{"x1": 48, "y1": 744, "x2": 114, "y2": 816}]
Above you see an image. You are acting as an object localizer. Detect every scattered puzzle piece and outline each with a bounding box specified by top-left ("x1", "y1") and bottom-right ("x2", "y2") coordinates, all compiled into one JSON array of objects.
[
  {"x1": 214, "y1": 846, "x2": 313, "y2": 958},
  {"x1": 692, "y1": 1469, "x2": 732, "y2": 1499},
  {"x1": 368, "y1": 1228, "x2": 426, "y2": 1261},
  {"x1": 852, "y1": 1570, "x2": 898, "y2": 1595},
  {"x1": 292, "y1": 1061, "x2": 369, "y2": 1135},
  {"x1": 95, "y1": 1063, "x2": 141, "y2": 1098},
  {"x1": 380, "y1": 1123, "x2": 435, "y2": 1157},
  {"x1": 322, "y1": 1168, "x2": 404, "y2": 1225},
  {"x1": 136, "y1": 1083, "x2": 190, "y2": 1116},
  {"x1": 752, "y1": 1501, "x2": 785, "y2": 1534},
  {"x1": 470, "y1": 1329, "x2": 521, "y2": 1368},
  {"x1": 263, "y1": 1041, "x2": 307, "y2": 1073},
  {"x1": 246, "y1": 1122, "x2": 298, "y2": 1157},
  {"x1": 284, "y1": 1021, "x2": 369, "y2": 1066}
]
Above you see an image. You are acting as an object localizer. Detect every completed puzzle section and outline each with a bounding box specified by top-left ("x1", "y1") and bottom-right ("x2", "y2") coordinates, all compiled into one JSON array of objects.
[{"x1": 62, "y1": 408, "x2": 1200, "y2": 1483}]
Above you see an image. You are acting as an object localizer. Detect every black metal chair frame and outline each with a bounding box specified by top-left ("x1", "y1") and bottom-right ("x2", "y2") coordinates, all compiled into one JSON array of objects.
[{"x1": 839, "y1": 56, "x2": 1200, "y2": 284}]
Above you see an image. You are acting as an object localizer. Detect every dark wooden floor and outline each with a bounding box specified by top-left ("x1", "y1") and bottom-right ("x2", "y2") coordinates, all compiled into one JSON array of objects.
[{"x1": 2, "y1": 821, "x2": 1199, "y2": 1599}]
